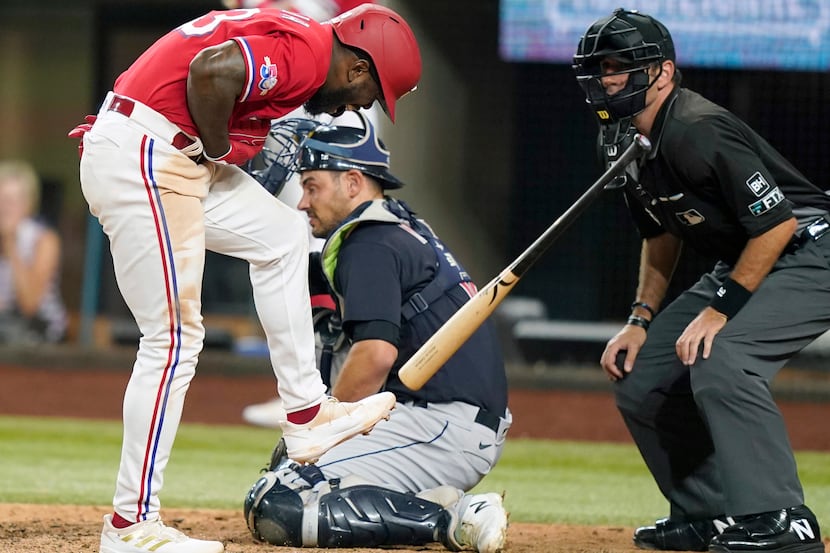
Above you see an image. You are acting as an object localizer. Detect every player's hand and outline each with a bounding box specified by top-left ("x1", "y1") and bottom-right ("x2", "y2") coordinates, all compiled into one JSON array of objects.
[
  {"x1": 675, "y1": 306, "x2": 727, "y2": 366},
  {"x1": 205, "y1": 127, "x2": 270, "y2": 165},
  {"x1": 67, "y1": 115, "x2": 97, "y2": 158},
  {"x1": 205, "y1": 118, "x2": 272, "y2": 165},
  {"x1": 600, "y1": 325, "x2": 647, "y2": 381}
]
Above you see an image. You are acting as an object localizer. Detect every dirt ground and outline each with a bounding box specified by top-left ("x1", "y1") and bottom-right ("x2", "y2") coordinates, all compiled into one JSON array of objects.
[{"x1": 1, "y1": 361, "x2": 829, "y2": 552}]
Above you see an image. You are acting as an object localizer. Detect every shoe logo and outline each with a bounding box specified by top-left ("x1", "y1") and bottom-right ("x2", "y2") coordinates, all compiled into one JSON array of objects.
[
  {"x1": 478, "y1": 442, "x2": 492, "y2": 450},
  {"x1": 469, "y1": 499, "x2": 491, "y2": 514},
  {"x1": 791, "y1": 518, "x2": 815, "y2": 541}
]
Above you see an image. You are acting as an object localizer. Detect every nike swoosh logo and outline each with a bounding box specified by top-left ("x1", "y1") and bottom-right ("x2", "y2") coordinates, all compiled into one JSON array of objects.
[{"x1": 478, "y1": 442, "x2": 492, "y2": 450}]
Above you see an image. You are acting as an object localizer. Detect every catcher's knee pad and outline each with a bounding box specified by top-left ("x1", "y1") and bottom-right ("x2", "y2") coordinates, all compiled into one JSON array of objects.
[
  {"x1": 318, "y1": 484, "x2": 450, "y2": 547},
  {"x1": 244, "y1": 470, "x2": 304, "y2": 546}
]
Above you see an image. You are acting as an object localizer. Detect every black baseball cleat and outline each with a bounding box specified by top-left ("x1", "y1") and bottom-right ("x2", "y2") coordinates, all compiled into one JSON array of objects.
[
  {"x1": 634, "y1": 516, "x2": 735, "y2": 551},
  {"x1": 708, "y1": 505, "x2": 823, "y2": 553},
  {"x1": 267, "y1": 437, "x2": 289, "y2": 471}
]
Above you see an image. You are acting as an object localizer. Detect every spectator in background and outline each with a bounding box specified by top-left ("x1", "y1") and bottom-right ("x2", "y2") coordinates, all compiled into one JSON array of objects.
[{"x1": 0, "y1": 160, "x2": 67, "y2": 344}]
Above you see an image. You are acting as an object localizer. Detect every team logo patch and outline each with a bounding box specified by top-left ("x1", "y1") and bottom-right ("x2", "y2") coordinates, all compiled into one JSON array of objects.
[
  {"x1": 749, "y1": 186, "x2": 785, "y2": 216},
  {"x1": 746, "y1": 171, "x2": 771, "y2": 197},
  {"x1": 258, "y1": 56, "x2": 278, "y2": 95},
  {"x1": 675, "y1": 209, "x2": 705, "y2": 226}
]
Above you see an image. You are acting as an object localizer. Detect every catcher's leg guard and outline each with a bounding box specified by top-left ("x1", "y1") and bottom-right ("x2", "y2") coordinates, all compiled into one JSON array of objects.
[
  {"x1": 244, "y1": 470, "x2": 305, "y2": 546},
  {"x1": 318, "y1": 484, "x2": 450, "y2": 547}
]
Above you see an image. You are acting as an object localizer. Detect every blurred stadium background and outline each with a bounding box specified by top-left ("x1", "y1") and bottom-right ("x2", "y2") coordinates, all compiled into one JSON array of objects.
[{"x1": 2, "y1": 0, "x2": 830, "y2": 387}]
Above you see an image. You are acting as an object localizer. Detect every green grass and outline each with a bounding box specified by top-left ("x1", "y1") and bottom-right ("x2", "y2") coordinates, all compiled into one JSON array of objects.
[{"x1": 1, "y1": 416, "x2": 829, "y2": 530}]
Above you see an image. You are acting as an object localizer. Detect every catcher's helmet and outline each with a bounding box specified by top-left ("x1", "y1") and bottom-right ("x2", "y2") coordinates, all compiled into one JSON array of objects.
[
  {"x1": 328, "y1": 4, "x2": 422, "y2": 122},
  {"x1": 247, "y1": 112, "x2": 403, "y2": 195},
  {"x1": 298, "y1": 111, "x2": 405, "y2": 189},
  {"x1": 573, "y1": 8, "x2": 674, "y2": 127}
]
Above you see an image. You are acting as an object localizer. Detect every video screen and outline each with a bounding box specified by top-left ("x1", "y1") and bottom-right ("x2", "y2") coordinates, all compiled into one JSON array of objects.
[{"x1": 500, "y1": 0, "x2": 830, "y2": 70}]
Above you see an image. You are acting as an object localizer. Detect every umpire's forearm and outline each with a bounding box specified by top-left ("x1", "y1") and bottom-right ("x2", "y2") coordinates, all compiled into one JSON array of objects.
[
  {"x1": 635, "y1": 233, "x2": 682, "y2": 313},
  {"x1": 729, "y1": 217, "x2": 797, "y2": 292}
]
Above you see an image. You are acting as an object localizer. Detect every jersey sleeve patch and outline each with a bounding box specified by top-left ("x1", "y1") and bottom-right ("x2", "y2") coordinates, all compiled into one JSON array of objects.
[
  {"x1": 257, "y1": 56, "x2": 278, "y2": 95},
  {"x1": 748, "y1": 186, "x2": 785, "y2": 216},
  {"x1": 745, "y1": 171, "x2": 771, "y2": 196}
]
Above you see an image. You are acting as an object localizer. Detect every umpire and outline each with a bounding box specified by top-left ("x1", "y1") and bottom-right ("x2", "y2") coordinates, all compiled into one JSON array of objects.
[{"x1": 573, "y1": 8, "x2": 827, "y2": 553}]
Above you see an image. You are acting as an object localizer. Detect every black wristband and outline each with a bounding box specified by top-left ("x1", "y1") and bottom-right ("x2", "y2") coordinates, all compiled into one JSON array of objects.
[
  {"x1": 630, "y1": 301, "x2": 656, "y2": 319},
  {"x1": 627, "y1": 314, "x2": 651, "y2": 331},
  {"x1": 709, "y1": 277, "x2": 752, "y2": 319}
]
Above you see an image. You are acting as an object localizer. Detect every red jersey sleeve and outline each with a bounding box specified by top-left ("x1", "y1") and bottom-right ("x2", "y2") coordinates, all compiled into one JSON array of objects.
[
  {"x1": 233, "y1": 31, "x2": 327, "y2": 106},
  {"x1": 113, "y1": 9, "x2": 332, "y2": 135}
]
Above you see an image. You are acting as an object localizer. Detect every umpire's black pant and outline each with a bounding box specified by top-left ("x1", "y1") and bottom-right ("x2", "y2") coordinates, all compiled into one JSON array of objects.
[{"x1": 615, "y1": 235, "x2": 830, "y2": 519}]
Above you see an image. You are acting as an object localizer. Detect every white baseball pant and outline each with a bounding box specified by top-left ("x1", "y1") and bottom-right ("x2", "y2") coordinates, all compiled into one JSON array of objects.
[{"x1": 79, "y1": 93, "x2": 326, "y2": 522}]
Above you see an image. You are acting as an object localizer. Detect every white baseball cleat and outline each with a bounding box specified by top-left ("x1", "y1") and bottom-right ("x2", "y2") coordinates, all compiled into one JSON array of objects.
[
  {"x1": 446, "y1": 492, "x2": 509, "y2": 553},
  {"x1": 280, "y1": 391, "x2": 396, "y2": 464},
  {"x1": 99, "y1": 514, "x2": 224, "y2": 553},
  {"x1": 241, "y1": 397, "x2": 285, "y2": 428}
]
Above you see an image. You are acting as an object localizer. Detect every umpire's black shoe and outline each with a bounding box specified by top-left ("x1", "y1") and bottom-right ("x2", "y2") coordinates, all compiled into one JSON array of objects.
[
  {"x1": 709, "y1": 505, "x2": 823, "y2": 553},
  {"x1": 634, "y1": 516, "x2": 735, "y2": 551}
]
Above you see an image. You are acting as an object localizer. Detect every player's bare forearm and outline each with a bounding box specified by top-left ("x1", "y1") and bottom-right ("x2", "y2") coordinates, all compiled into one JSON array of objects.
[
  {"x1": 331, "y1": 339, "x2": 397, "y2": 402},
  {"x1": 186, "y1": 41, "x2": 245, "y2": 157},
  {"x1": 729, "y1": 217, "x2": 796, "y2": 291}
]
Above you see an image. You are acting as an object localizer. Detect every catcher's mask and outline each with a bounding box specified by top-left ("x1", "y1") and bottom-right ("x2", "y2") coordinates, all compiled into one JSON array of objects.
[
  {"x1": 248, "y1": 112, "x2": 404, "y2": 194},
  {"x1": 245, "y1": 118, "x2": 320, "y2": 196},
  {"x1": 573, "y1": 8, "x2": 674, "y2": 142}
]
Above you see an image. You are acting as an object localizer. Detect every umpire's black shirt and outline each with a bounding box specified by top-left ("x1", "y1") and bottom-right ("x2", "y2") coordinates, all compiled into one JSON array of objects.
[{"x1": 625, "y1": 88, "x2": 830, "y2": 265}]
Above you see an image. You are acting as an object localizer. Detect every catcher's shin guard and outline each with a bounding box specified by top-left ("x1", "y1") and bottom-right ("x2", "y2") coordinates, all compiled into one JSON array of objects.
[
  {"x1": 244, "y1": 471, "x2": 305, "y2": 546},
  {"x1": 318, "y1": 485, "x2": 450, "y2": 547}
]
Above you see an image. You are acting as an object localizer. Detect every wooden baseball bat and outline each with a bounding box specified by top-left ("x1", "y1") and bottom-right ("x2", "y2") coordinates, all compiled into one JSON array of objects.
[{"x1": 398, "y1": 134, "x2": 652, "y2": 390}]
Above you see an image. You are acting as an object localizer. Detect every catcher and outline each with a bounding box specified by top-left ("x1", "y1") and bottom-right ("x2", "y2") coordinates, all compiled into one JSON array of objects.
[{"x1": 243, "y1": 112, "x2": 511, "y2": 553}]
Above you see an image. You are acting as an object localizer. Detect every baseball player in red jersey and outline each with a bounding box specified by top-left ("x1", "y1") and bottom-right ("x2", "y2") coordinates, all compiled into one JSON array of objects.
[{"x1": 68, "y1": 5, "x2": 421, "y2": 553}]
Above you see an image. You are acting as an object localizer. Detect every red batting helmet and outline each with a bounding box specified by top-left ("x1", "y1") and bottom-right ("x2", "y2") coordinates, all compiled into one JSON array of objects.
[{"x1": 328, "y1": 4, "x2": 422, "y2": 122}]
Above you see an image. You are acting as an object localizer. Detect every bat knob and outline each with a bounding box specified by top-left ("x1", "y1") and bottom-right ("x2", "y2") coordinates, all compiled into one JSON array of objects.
[{"x1": 634, "y1": 134, "x2": 652, "y2": 153}]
